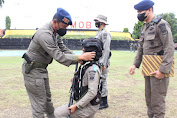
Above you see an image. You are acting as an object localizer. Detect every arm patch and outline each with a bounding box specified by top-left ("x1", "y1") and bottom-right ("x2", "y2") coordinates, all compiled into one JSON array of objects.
[
  {"x1": 103, "y1": 33, "x2": 107, "y2": 40},
  {"x1": 158, "y1": 23, "x2": 168, "y2": 35},
  {"x1": 89, "y1": 71, "x2": 96, "y2": 81}
]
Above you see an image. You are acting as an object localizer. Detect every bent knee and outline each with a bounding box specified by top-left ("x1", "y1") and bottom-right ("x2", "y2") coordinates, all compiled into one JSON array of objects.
[{"x1": 54, "y1": 105, "x2": 68, "y2": 118}]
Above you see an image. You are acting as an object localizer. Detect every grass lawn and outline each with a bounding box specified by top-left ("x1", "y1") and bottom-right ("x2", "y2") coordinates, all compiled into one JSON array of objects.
[{"x1": 0, "y1": 51, "x2": 177, "y2": 118}]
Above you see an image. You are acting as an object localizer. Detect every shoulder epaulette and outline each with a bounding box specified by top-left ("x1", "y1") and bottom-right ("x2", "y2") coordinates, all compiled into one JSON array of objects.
[
  {"x1": 153, "y1": 14, "x2": 163, "y2": 24},
  {"x1": 92, "y1": 65, "x2": 97, "y2": 71}
]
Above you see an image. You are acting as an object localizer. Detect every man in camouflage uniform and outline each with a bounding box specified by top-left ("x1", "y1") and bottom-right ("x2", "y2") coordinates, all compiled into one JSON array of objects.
[
  {"x1": 94, "y1": 15, "x2": 111, "y2": 109},
  {"x1": 22, "y1": 8, "x2": 95, "y2": 118},
  {"x1": 54, "y1": 38, "x2": 103, "y2": 118},
  {"x1": 129, "y1": 0, "x2": 174, "y2": 118}
]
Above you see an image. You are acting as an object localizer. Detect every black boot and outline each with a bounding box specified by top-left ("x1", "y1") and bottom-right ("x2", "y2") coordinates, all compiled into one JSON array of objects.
[
  {"x1": 47, "y1": 113, "x2": 55, "y2": 118},
  {"x1": 99, "y1": 96, "x2": 109, "y2": 110}
]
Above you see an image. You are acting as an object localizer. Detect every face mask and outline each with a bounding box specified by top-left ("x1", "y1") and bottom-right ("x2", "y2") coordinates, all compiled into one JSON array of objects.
[
  {"x1": 95, "y1": 22, "x2": 101, "y2": 28},
  {"x1": 137, "y1": 12, "x2": 147, "y2": 21},
  {"x1": 57, "y1": 28, "x2": 67, "y2": 36}
]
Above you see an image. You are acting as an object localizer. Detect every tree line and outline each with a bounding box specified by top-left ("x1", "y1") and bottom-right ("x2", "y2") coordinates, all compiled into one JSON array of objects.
[{"x1": 0, "y1": 0, "x2": 4, "y2": 8}]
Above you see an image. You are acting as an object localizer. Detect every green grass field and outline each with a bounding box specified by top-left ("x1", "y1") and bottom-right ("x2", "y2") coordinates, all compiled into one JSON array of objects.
[{"x1": 0, "y1": 51, "x2": 177, "y2": 118}]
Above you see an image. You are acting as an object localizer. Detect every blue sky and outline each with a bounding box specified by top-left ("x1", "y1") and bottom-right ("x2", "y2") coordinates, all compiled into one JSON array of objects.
[{"x1": 0, "y1": 0, "x2": 176, "y2": 33}]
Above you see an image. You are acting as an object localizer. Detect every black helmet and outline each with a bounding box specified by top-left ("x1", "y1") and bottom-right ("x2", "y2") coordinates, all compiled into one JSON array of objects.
[{"x1": 82, "y1": 38, "x2": 103, "y2": 61}]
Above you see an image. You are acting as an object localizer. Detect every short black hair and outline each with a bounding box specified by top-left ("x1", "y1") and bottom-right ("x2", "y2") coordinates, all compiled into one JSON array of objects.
[{"x1": 52, "y1": 14, "x2": 60, "y2": 22}]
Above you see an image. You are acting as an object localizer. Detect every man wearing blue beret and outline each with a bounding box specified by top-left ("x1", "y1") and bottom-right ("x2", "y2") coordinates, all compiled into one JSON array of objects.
[
  {"x1": 22, "y1": 8, "x2": 96, "y2": 118},
  {"x1": 129, "y1": 0, "x2": 174, "y2": 118}
]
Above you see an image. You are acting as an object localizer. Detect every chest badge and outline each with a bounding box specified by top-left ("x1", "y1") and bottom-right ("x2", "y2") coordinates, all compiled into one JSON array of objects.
[
  {"x1": 149, "y1": 26, "x2": 154, "y2": 31},
  {"x1": 150, "y1": 41, "x2": 154, "y2": 46}
]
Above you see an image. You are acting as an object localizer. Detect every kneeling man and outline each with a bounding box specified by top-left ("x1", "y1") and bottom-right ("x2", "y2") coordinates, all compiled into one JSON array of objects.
[{"x1": 55, "y1": 38, "x2": 103, "y2": 118}]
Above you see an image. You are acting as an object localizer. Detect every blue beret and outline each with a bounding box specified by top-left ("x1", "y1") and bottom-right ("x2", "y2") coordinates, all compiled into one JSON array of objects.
[
  {"x1": 134, "y1": 0, "x2": 154, "y2": 11},
  {"x1": 56, "y1": 8, "x2": 72, "y2": 25}
]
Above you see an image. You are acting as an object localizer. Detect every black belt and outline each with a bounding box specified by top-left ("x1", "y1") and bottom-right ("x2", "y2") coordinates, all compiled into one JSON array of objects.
[
  {"x1": 22, "y1": 53, "x2": 48, "y2": 69},
  {"x1": 32, "y1": 61, "x2": 48, "y2": 69},
  {"x1": 153, "y1": 50, "x2": 164, "y2": 55}
]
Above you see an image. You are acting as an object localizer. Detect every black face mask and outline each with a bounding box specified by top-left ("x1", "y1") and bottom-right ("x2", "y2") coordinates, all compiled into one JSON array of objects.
[
  {"x1": 95, "y1": 22, "x2": 101, "y2": 28},
  {"x1": 57, "y1": 28, "x2": 67, "y2": 36},
  {"x1": 137, "y1": 12, "x2": 147, "y2": 21}
]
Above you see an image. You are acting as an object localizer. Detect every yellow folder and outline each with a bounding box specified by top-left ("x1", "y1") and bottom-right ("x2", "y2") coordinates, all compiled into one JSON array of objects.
[{"x1": 142, "y1": 55, "x2": 174, "y2": 77}]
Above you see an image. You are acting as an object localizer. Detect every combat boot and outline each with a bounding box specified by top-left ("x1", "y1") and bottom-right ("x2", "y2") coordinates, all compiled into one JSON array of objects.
[
  {"x1": 46, "y1": 102, "x2": 55, "y2": 118},
  {"x1": 47, "y1": 113, "x2": 55, "y2": 118},
  {"x1": 99, "y1": 96, "x2": 109, "y2": 110}
]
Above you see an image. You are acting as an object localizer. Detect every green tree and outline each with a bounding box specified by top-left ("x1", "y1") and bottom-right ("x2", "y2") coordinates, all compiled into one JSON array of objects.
[
  {"x1": 132, "y1": 21, "x2": 144, "y2": 39},
  {"x1": 0, "y1": 0, "x2": 4, "y2": 8},
  {"x1": 160, "y1": 13, "x2": 177, "y2": 43},
  {"x1": 123, "y1": 28, "x2": 129, "y2": 32},
  {"x1": 5, "y1": 16, "x2": 11, "y2": 29}
]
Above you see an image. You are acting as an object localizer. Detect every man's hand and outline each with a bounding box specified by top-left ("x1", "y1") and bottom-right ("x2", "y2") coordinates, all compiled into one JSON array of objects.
[
  {"x1": 102, "y1": 66, "x2": 106, "y2": 71},
  {"x1": 150, "y1": 70, "x2": 165, "y2": 79},
  {"x1": 78, "y1": 52, "x2": 96, "y2": 61},
  {"x1": 129, "y1": 65, "x2": 136, "y2": 75},
  {"x1": 70, "y1": 78, "x2": 73, "y2": 83},
  {"x1": 68, "y1": 104, "x2": 77, "y2": 114},
  {"x1": 78, "y1": 60, "x2": 83, "y2": 64}
]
